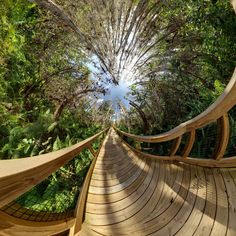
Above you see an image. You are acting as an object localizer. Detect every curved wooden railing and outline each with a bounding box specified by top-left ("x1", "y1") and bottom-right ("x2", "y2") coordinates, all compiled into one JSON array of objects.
[
  {"x1": 0, "y1": 128, "x2": 108, "y2": 235},
  {"x1": 115, "y1": 68, "x2": 236, "y2": 167}
]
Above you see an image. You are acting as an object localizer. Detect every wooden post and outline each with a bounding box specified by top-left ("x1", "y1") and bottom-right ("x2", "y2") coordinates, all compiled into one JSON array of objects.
[
  {"x1": 88, "y1": 145, "x2": 96, "y2": 157},
  {"x1": 182, "y1": 130, "x2": 196, "y2": 158},
  {"x1": 169, "y1": 136, "x2": 182, "y2": 157},
  {"x1": 213, "y1": 114, "x2": 230, "y2": 160}
]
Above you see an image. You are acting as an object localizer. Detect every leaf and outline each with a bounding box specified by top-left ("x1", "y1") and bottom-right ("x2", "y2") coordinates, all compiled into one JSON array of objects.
[
  {"x1": 53, "y1": 136, "x2": 61, "y2": 151},
  {"x1": 47, "y1": 122, "x2": 58, "y2": 132},
  {"x1": 214, "y1": 79, "x2": 225, "y2": 95}
]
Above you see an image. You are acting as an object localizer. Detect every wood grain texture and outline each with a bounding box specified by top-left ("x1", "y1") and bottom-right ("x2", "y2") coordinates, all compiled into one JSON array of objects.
[
  {"x1": 232, "y1": 0, "x2": 236, "y2": 13},
  {"x1": 77, "y1": 130, "x2": 236, "y2": 236},
  {"x1": 0, "y1": 210, "x2": 75, "y2": 236}
]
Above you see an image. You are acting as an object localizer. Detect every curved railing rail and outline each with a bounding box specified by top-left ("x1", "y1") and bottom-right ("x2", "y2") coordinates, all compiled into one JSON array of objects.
[
  {"x1": 0, "y1": 128, "x2": 108, "y2": 235},
  {"x1": 115, "y1": 69, "x2": 236, "y2": 167}
]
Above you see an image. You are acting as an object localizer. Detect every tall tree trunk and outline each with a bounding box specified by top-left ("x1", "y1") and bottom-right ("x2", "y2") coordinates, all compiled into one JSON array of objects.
[
  {"x1": 129, "y1": 100, "x2": 150, "y2": 134},
  {"x1": 28, "y1": 0, "x2": 84, "y2": 38},
  {"x1": 53, "y1": 100, "x2": 67, "y2": 121}
]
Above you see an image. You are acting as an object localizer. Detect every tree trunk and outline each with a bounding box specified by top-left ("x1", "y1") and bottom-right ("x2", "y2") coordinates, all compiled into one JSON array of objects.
[
  {"x1": 129, "y1": 100, "x2": 150, "y2": 134},
  {"x1": 53, "y1": 100, "x2": 67, "y2": 121},
  {"x1": 28, "y1": 0, "x2": 84, "y2": 38}
]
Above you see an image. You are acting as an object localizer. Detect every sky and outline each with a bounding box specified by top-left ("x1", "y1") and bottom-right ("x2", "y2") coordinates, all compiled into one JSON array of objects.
[
  {"x1": 87, "y1": 55, "x2": 134, "y2": 112},
  {"x1": 104, "y1": 78, "x2": 132, "y2": 107}
]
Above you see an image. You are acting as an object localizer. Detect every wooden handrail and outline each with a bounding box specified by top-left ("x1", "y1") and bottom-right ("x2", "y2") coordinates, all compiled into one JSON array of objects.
[
  {"x1": 0, "y1": 128, "x2": 108, "y2": 208},
  {"x1": 120, "y1": 137, "x2": 236, "y2": 167},
  {"x1": 114, "y1": 69, "x2": 236, "y2": 167},
  {"x1": 115, "y1": 68, "x2": 236, "y2": 143}
]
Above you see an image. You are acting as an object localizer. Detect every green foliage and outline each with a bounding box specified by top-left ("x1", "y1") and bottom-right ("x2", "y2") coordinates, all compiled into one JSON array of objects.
[
  {"x1": 119, "y1": 0, "x2": 236, "y2": 134},
  {"x1": 0, "y1": 0, "x2": 105, "y2": 214}
]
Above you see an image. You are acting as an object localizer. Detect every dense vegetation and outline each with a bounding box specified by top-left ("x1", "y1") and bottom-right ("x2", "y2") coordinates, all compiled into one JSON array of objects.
[
  {"x1": 0, "y1": 0, "x2": 113, "y2": 159},
  {"x1": 0, "y1": 0, "x2": 235, "y2": 213},
  {"x1": 117, "y1": 0, "x2": 236, "y2": 135},
  {"x1": 0, "y1": 0, "x2": 113, "y2": 213}
]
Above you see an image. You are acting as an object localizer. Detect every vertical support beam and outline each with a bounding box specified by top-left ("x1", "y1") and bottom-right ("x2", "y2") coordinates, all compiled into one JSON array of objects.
[
  {"x1": 213, "y1": 114, "x2": 230, "y2": 160},
  {"x1": 88, "y1": 145, "x2": 96, "y2": 157},
  {"x1": 169, "y1": 136, "x2": 182, "y2": 157},
  {"x1": 182, "y1": 130, "x2": 196, "y2": 158}
]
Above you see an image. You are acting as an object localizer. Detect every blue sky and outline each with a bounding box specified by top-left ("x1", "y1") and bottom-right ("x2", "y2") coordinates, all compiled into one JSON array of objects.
[{"x1": 87, "y1": 55, "x2": 133, "y2": 111}]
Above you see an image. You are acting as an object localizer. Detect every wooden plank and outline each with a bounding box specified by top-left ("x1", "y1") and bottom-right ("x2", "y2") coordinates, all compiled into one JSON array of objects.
[
  {"x1": 194, "y1": 168, "x2": 217, "y2": 236},
  {"x1": 232, "y1": 0, "x2": 236, "y2": 13},
  {"x1": 86, "y1": 163, "x2": 154, "y2": 215},
  {"x1": 77, "y1": 131, "x2": 236, "y2": 236},
  {"x1": 146, "y1": 163, "x2": 183, "y2": 218},
  {"x1": 175, "y1": 166, "x2": 206, "y2": 236},
  {"x1": 223, "y1": 169, "x2": 236, "y2": 236},
  {"x1": 88, "y1": 145, "x2": 96, "y2": 157},
  {"x1": 149, "y1": 165, "x2": 197, "y2": 236},
  {"x1": 210, "y1": 169, "x2": 229, "y2": 236},
  {"x1": 0, "y1": 210, "x2": 75, "y2": 236}
]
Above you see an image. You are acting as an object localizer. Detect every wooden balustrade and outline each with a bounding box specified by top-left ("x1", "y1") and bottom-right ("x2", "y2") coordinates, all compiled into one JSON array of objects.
[
  {"x1": 0, "y1": 128, "x2": 108, "y2": 207},
  {"x1": 114, "y1": 68, "x2": 236, "y2": 167},
  {"x1": 0, "y1": 128, "x2": 108, "y2": 235},
  {"x1": 182, "y1": 130, "x2": 195, "y2": 158}
]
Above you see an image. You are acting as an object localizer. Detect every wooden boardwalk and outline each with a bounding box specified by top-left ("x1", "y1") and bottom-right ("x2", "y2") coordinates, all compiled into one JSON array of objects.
[{"x1": 78, "y1": 130, "x2": 236, "y2": 236}]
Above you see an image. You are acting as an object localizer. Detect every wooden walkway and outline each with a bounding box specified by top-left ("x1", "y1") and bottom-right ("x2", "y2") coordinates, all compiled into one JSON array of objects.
[{"x1": 78, "y1": 129, "x2": 236, "y2": 236}]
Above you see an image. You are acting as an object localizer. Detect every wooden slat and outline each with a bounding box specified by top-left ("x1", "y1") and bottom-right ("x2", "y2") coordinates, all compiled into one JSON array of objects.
[
  {"x1": 193, "y1": 167, "x2": 217, "y2": 236},
  {"x1": 119, "y1": 134, "x2": 236, "y2": 167},
  {"x1": 0, "y1": 210, "x2": 75, "y2": 236},
  {"x1": 213, "y1": 114, "x2": 230, "y2": 160},
  {"x1": 210, "y1": 169, "x2": 229, "y2": 235},
  {"x1": 221, "y1": 169, "x2": 236, "y2": 236},
  {"x1": 88, "y1": 145, "x2": 96, "y2": 157},
  {"x1": 232, "y1": 0, "x2": 236, "y2": 13}
]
